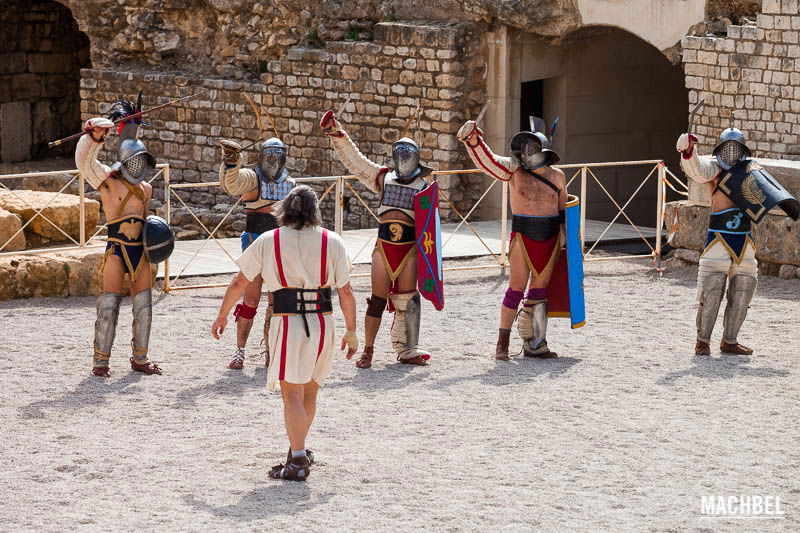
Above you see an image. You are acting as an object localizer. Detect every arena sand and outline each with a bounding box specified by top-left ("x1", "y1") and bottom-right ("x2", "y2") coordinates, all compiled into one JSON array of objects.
[{"x1": 1, "y1": 255, "x2": 798, "y2": 532}]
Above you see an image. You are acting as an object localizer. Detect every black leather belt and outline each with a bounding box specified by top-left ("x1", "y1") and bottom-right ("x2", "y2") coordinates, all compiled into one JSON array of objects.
[
  {"x1": 511, "y1": 214, "x2": 560, "y2": 241},
  {"x1": 709, "y1": 209, "x2": 751, "y2": 233},
  {"x1": 245, "y1": 212, "x2": 278, "y2": 234},
  {"x1": 378, "y1": 221, "x2": 415, "y2": 243},
  {"x1": 273, "y1": 287, "x2": 333, "y2": 337},
  {"x1": 107, "y1": 216, "x2": 144, "y2": 245}
]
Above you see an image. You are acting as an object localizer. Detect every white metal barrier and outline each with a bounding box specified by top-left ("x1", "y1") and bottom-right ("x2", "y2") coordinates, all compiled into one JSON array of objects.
[
  {"x1": 162, "y1": 169, "x2": 509, "y2": 292},
  {"x1": 0, "y1": 158, "x2": 678, "y2": 287},
  {"x1": 0, "y1": 164, "x2": 169, "y2": 257}
]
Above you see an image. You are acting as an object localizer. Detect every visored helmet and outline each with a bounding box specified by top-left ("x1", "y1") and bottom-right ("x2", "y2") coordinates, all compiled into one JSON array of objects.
[
  {"x1": 258, "y1": 137, "x2": 287, "y2": 181},
  {"x1": 392, "y1": 137, "x2": 421, "y2": 179},
  {"x1": 510, "y1": 131, "x2": 560, "y2": 171},
  {"x1": 117, "y1": 138, "x2": 156, "y2": 185},
  {"x1": 713, "y1": 128, "x2": 751, "y2": 170}
]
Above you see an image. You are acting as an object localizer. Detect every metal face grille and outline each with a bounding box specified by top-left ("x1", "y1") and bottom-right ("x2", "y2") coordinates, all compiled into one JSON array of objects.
[
  {"x1": 720, "y1": 141, "x2": 746, "y2": 167},
  {"x1": 124, "y1": 154, "x2": 147, "y2": 178}
]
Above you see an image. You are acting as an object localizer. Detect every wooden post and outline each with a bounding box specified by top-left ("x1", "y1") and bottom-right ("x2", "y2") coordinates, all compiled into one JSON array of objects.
[
  {"x1": 580, "y1": 166, "x2": 588, "y2": 254},
  {"x1": 335, "y1": 177, "x2": 344, "y2": 235},
  {"x1": 78, "y1": 173, "x2": 85, "y2": 247},
  {"x1": 500, "y1": 180, "x2": 508, "y2": 267},
  {"x1": 656, "y1": 162, "x2": 665, "y2": 270},
  {"x1": 163, "y1": 165, "x2": 171, "y2": 293}
]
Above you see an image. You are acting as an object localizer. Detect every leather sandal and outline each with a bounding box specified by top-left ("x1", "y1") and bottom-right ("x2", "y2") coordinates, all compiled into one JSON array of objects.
[
  {"x1": 92, "y1": 366, "x2": 111, "y2": 377},
  {"x1": 720, "y1": 341, "x2": 753, "y2": 355},
  {"x1": 130, "y1": 357, "x2": 163, "y2": 375},
  {"x1": 356, "y1": 346, "x2": 373, "y2": 369}
]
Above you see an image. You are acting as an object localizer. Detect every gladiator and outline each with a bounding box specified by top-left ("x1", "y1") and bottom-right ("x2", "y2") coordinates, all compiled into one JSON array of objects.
[
  {"x1": 677, "y1": 127, "x2": 798, "y2": 355},
  {"x1": 217, "y1": 137, "x2": 296, "y2": 369},
  {"x1": 458, "y1": 119, "x2": 567, "y2": 360},
  {"x1": 75, "y1": 106, "x2": 163, "y2": 376},
  {"x1": 320, "y1": 110, "x2": 431, "y2": 368}
]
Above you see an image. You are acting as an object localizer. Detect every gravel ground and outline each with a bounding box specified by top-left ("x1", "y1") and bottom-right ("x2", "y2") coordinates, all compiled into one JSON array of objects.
[{"x1": 1, "y1": 255, "x2": 798, "y2": 532}]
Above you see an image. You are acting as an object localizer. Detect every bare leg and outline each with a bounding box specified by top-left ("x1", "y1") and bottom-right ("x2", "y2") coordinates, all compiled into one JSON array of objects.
[
  {"x1": 366, "y1": 251, "x2": 391, "y2": 348},
  {"x1": 495, "y1": 244, "x2": 531, "y2": 360},
  {"x1": 102, "y1": 255, "x2": 125, "y2": 294},
  {"x1": 302, "y1": 380, "x2": 319, "y2": 441},
  {"x1": 501, "y1": 244, "x2": 531, "y2": 329},
  {"x1": 357, "y1": 251, "x2": 391, "y2": 368},
  {"x1": 237, "y1": 275, "x2": 263, "y2": 348},
  {"x1": 279, "y1": 381, "x2": 309, "y2": 452}
]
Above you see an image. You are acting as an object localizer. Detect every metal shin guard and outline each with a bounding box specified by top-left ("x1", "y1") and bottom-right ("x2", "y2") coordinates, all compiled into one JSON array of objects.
[
  {"x1": 523, "y1": 302, "x2": 550, "y2": 356},
  {"x1": 722, "y1": 275, "x2": 757, "y2": 344},
  {"x1": 390, "y1": 292, "x2": 429, "y2": 360},
  {"x1": 94, "y1": 293, "x2": 122, "y2": 367},
  {"x1": 131, "y1": 289, "x2": 153, "y2": 364},
  {"x1": 696, "y1": 272, "x2": 728, "y2": 343}
]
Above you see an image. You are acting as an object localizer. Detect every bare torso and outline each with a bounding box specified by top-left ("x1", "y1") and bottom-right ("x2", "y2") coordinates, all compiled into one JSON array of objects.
[
  {"x1": 99, "y1": 177, "x2": 151, "y2": 220},
  {"x1": 706, "y1": 179, "x2": 736, "y2": 212},
  {"x1": 509, "y1": 165, "x2": 567, "y2": 216}
]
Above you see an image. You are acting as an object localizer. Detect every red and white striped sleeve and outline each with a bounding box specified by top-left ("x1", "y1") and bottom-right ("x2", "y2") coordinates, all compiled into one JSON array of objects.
[{"x1": 458, "y1": 122, "x2": 518, "y2": 182}]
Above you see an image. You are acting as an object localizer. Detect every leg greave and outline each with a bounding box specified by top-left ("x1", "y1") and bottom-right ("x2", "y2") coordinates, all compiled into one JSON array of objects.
[
  {"x1": 390, "y1": 292, "x2": 426, "y2": 360},
  {"x1": 695, "y1": 272, "x2": 727, "y2": 343},
  {"x1": 131, "y1": 289, "x2": 152, "y2": 363},
  {"x1": 722, "y1": 275, "x2": 757, "y2": 344},
  {"x1": 94, "y1": 293, "x2": 122, "y2": 367}
]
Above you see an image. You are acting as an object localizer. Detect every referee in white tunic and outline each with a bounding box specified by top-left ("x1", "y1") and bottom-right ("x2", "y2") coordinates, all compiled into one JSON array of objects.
[{"x1": 212, "y1": 185, "x2": 358, "y2": 481}]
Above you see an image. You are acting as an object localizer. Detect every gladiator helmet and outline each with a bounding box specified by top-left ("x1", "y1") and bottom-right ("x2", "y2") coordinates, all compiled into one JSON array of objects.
[
  {"x1": 117, "y1": 138, "x2": 156, "y2": 185},
  {"x1": 713, "y1": 128, "x2": 751, "y2": 171},
  {"x1": 510, "y1": 131, "x2": 560, "y2": 171},
  {"x1": 258, "y1": 138, "x2": 287, "y2": 181}
]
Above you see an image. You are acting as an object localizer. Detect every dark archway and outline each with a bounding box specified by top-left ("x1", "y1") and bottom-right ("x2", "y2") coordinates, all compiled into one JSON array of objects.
[
  {"x1": 0, "y1": 0, "x2": 90, "y2": 163},
  {"x1": 519, "y1": 26, "x2": 688, "y2": 226}
]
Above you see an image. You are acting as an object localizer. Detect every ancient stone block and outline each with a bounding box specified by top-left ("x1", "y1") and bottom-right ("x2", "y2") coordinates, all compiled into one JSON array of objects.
[
  {"x1": 0, "y1": 101, "x2": 32, "y2": 163},
  {"x1": 0, "y1": 208, "x2": 26, "y2": 252},
  {"x1": 0, "y1": 190, "x2": 99, "y2": 242}
]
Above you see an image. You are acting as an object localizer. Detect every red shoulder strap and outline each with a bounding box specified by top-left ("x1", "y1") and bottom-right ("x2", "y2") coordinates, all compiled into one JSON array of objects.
[
  {"x1": 320, "y1": 228, "x2": 328, "y2": 286},
  {"x1": 273, "y1": 228, "x2": 288, "y2": 287}
]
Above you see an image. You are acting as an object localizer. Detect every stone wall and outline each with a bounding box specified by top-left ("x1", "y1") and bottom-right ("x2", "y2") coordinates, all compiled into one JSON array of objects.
[
  {"x1": 55, "y1": 0, "x2": 576, "y2": 79},
  {"x1": 79, "y1": 22, "x2": 482, "y2": 228},
  {"x1": 681, "y1": 0, "x2": 800, "y2": 160},
  {"x1": 0, "y1": 0, "x2": 90, "y2": 162}
]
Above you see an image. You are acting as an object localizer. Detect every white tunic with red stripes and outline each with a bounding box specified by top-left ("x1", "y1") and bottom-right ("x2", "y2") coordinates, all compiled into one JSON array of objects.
[{"x1": 236, "y1": 226, "x2": 351, "y2": 390}]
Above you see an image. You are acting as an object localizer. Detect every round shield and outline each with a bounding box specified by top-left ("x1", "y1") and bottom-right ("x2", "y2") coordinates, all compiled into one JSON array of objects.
[{"x1": 143, "y1": 215, "x2": 175, "y2": 264}]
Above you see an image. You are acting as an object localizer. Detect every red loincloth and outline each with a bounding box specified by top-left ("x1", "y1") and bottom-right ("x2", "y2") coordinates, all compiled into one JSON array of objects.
[{"x1": 509, "y1": 232, "x2": 562, "y2": 280}]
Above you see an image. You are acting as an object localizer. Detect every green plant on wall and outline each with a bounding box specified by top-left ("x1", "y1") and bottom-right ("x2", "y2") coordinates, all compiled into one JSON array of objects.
[
  {"x1": 306, "y1": 29, "x2": 324, "y2": 47},
  {"x1": 345, "y1": 27, "x2": 360, "y2": 41}
]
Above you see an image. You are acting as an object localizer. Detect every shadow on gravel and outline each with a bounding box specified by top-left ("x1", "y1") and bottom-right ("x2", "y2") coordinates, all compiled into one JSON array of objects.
[
  {"x1": 182, "y1": 483, "x2": 332, "y2": 521},
  {"x1": 325, "y1": 361, "x2": 431, "y2": 391},
  {"x1": 20, "y1": 372, "x2": 144, "y2": 419},
  {"x1": 657, "y1": 354, "x2": 791, "y2": 385},
  {"x1": 173, "y1": 364, "x2": 267, "y2": 408},
  {"x1": 433, "y1": 356, "x2": 582, "y2": 389}
]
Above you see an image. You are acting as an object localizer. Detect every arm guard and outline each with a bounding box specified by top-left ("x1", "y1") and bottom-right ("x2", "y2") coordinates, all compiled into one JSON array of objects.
[
  {"x1": 218, "y1": 156, "x2": 258, "y2": 196},
  {"x1": 325, "y1": 127, "x2": 386, "y2": 193},
  {"x1": 680, "y1": 148, "x2": 720, "y2": 184},
  {"x1": 75, "y1": 134, "x2": 113, "y2": 190},
  {"x1": 457, "y1": 121, "x2": 518, "y2": 182}
]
